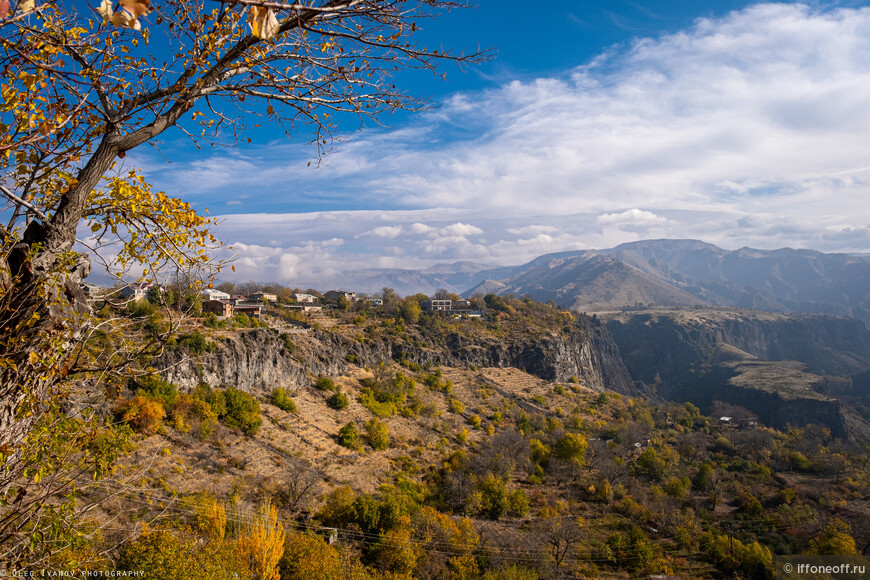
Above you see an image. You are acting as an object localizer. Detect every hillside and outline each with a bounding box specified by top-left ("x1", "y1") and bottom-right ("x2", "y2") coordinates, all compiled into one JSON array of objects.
[
  {"x1": 465, "y1": 255, "x2": 707, "y2": 312},
  {"x1": 21, "y1": 296, "x2": 869, "y2": 579}
]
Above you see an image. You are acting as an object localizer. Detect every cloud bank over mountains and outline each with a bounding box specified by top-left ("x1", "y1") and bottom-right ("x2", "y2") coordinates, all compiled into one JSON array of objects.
[{"x1": 139, "y1": 3, "x2": 870, "y2": 286}]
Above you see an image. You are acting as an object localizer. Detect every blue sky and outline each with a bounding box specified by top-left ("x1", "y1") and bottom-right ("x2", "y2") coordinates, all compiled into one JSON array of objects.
[{"x1": 116, "y1": 1, "x2": 870, "y2": 286}]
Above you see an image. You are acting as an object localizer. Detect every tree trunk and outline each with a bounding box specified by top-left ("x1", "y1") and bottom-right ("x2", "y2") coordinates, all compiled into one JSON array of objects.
[{"x1": 0, "y1": 134, "x2": 120, "y2": 449}]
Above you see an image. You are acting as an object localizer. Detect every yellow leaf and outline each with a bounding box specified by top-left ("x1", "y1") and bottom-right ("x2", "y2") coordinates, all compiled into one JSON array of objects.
[
  {"x1": 97, "y1": 0, "x2": 112, "y2": 22},
  {"x1": 119, "y1": 0, "x2": 148, "y2": 18},
  {"x1": 249, "y1": 6, "x2": 278, "y2": 40}
]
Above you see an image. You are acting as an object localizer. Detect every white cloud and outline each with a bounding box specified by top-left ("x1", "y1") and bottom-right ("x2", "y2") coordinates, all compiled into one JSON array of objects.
[
  {"x1": 408, "y1": 222, "x2": 435, "y2": 235},
  {"x1": 596, "y1": 209, "x2": 667, "y2": 226},
  {"x1": 507, "y1": 225, "x2": 560, "y2": 235},
  {"x1": 358, "y1": 225, "x2": 403, "y2": 239},
  {"x1": 439, "y1": 223, "x2": 484, "y2": 237}
]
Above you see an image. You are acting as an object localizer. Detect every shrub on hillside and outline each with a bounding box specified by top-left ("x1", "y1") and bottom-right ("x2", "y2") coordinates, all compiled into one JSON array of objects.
[
  {"x1": 327, "y1": 390, "x2": 349, "y2": 410},
  {"x1": 315, "y1": 376, "x2": 336, "y2": 391},
  {"x1": 222, "y1": 387, "x2": 262, "y2": 435},
  {"x1": 365, "y1": 418, "x2": 390, "y2": 450},
  {"x1": 114, "y1": 396, "x2": 166, "y2": 435},
  {"x1": 271, "y1": 388, "x2": 297, "y2": 413},
  {"x1": 337, "y1": 423, "x2": 361, "y2": 450},
  {"x1": 129, "y1": 375, "x2": 178, "y2": 407}
]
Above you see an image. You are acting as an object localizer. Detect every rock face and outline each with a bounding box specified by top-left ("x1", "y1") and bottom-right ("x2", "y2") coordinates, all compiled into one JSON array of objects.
[
  {"x1": 606, "y1": 309, "x2": 870, "y2": 383},
  {"x1": 604, "y1": 309, "x2": 870, "y2": 438},
  {"x1": 161, "y1": 330, "x2": 308, "y2": 391},
  {"x1": 719, "y1": 361, "x2": 849, "y2": 439},
  {"x1": 159, "y1": 323, "x2": 637, "y2": 394},
  {"x1": 159, "y1": 319, "x2": 637, "y2": 396},
  {"x1": 380, "y1": 326, "x2": 636, "y2": 394}
]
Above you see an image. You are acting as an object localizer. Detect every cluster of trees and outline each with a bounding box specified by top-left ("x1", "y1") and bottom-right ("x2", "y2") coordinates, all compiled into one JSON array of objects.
[{"x1": 116, "y1": 377, "x2": 263, "y2": 437}]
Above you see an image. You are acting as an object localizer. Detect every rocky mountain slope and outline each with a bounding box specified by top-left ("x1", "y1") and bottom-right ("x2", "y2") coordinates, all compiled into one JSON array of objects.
[
  {"x1": 335, "y1": 239, "x2": 870, "y2": 324},
  {"x1": 603, "y1": 308, "x2": 870, "y2": 440},
  {"x1": 160, "y1": 312, "x2": 635, "y2": 396},
  {"x1": 465, "y1": 239, "x2": 870, "y2": 323}
]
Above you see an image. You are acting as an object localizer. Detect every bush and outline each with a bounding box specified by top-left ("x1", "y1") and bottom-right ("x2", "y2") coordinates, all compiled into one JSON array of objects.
[
  {"x1": 475, "y1": 473, "x2": 508, "y2": 520},
  {"x1": 270, "y1": 388, "x2": 297, "y2": 413},
  {"x1": 358, "y1": 390, "x2": 396, "y2": 417},
  {"x1": 506, "y1": 489, "x2": 530, "y2": 517},
  {"x1": 130, "y1": 375, "x2": 177, "y2": 407},
  {"x1": 315, "y1": 376, "x2": 336, "y2": 392},
  {"x1": 171, "y1": 394, "x2": 218, "y2": 439},
  {"x1": 280, "y1": 333, "x2": 296, "y2": 354},
  {"x1": 114, "y1": 396, "x2": 166, "y2": 435},
  {"x1": 337, "y1": 423, "x2": 361, "y2": 450},
  {"x1": 177, "y1": 331, "x2": 211, "y2": 355},
  {"x1": 221, "y1": 387, "x2": 262, "y2": 435},
  {"x1": 327, "y1": 390, "x2": 349, "y2": 410},
  {"x1": 553, "y1": 432, "x2": 588, "y2": 465},
  {"x1": 365, "y1": 418, "x2": 390, "y2": 450}
]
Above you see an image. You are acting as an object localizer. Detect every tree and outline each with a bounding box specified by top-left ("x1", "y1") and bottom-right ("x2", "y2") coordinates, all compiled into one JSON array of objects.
[
  {"x1": 0, "y1": 0, "x2": 484, "y2": 565},
  {"x1": 811, "y1": 518, "x2": 858, "y2": 556},
  {"x1": 0, "y1": 0, "x2": 485, "y2": 445},
  {"x1": 380, "y1": 287, "x2": 400, "y2": 314},
  {"x1": 553, "y1": 432, "x2": 588, "y2": 466},
  {"x1": 277, "y1": 459, "x2": 322, "y2": 511},
  {"x1": 538, "y1": 502, "x2": 585, "y2": 578},
  {"x1": 398, "y1": 298, "x2": 421, "y2": 323},
  {"x1": 365, "y1": 417, "x2": 390, "y2": 450},
  {"x1": 237, "y1": 501, "x2": 286, "y2": 580}
]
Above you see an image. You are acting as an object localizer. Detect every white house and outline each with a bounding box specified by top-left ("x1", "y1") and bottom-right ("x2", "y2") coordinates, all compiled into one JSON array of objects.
[{"x1": 202, "y1": 288, "x2": 231, "y2": 301}]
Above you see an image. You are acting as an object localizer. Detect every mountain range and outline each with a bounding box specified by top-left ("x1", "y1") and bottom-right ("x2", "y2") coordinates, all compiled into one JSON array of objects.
[{"x1": 342, "y1": 239, "x2": 870, "y2": 325}]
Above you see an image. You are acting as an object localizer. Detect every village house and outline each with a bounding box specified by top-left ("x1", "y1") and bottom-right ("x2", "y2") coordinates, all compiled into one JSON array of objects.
[
  {"x1": 421, "y1": 298, "x2": 484, "y2": 318},
  {"x1": 324, "y1": 290, "x2": 356, "y2": 302},
  {"x1": 120, "y1": 282, "x2": 158, "y2": 302},
  {"x1": 202, "y1": 288, "x2": 231, "y2": 301},
  {"x1": 421, "y1": 299, "x2": 453, "y2": 311},
  {"x1": 250, "y1": 292, "x2": 278, "y2": 302},
  {"x1": 293, "y1": 293, "x2": 318, "y2": 303},
  {"x1": 234, "y1": 302, "x2": 263, "y2": 318},
  {"x1": 203, "y1": 300, "x2": 233, "y2": 318}
]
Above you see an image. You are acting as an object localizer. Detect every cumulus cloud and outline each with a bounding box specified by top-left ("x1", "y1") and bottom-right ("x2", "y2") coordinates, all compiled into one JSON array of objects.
[
  {"x1": 358, "y1": 225, "x2": 403, "y2": 239},
  {"x1": 507, "y1": 225, "x2": 560, "y2": 235},
  {"x1": 408, "y1": 223, "x2": 435, "y2": 235},
  {"x1": 597, "y1": 209, "x2": 667, "y2": 226},
  {"x1": 439, "y1": 223, "x2": 484, "y2": 237}
]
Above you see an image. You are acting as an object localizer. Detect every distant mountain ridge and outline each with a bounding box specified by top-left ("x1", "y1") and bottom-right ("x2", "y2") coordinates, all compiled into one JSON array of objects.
[
  {"x1": 338, "y1": 239, "x2": 870, "y2": 325},
  {"x1": 463, "y1": 239, "x2": 870, "y2": 324}
]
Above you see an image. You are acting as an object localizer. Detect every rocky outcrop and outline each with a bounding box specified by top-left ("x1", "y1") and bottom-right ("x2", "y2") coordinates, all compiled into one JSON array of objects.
[
  {"x1": 380, "y1": 326, "x2": 636, "y2": 394},
  {"x1": 158, "y1": 318, "x2": 637, "y2": 396},
  {"x1": 603, "y1": 309, "x2": 870, "y2": 438},
  {"x1": 606, "y1": 309, "x2": 870, "y2": 384},
  {"x1": 161, "y1": 329, "x2": 308, "y2": 391}
]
